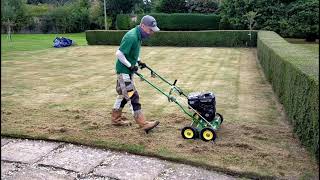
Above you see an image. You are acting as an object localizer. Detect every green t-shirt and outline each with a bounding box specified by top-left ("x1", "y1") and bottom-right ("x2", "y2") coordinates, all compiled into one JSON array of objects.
[{"x1": 116, "y1": 26, "x2": 142, "y2": 74}]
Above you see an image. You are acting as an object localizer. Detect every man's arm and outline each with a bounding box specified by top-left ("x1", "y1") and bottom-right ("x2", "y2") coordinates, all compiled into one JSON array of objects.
[{"x1": 116, "y1": 49, "x2": 131, "y2": 68}]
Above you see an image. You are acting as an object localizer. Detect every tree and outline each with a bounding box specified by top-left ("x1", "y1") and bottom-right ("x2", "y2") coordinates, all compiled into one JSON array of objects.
[
  {"x1": 27, "y1": 0, "x2": 69, "y2": 5},
  {"x1": 186, "y1": 0, "x2": 219, "y2": 13},
  {"x1": 219, "y1": 0, "x2": 293, "y2": 35},
  {"x1": 89, "y1": 0, "x2": 106, "y2": 29},
  {"x1": 141, "y1": 0, "x2": 153, "y2": 13},
  {"x1": 287, "y1": 0, "x2": 319, "y2": 41},
  {"x1": 156, "y1": 0, "x2": 188, "y2": 13},
  {"x1": 244, "y1": 11, "x2": 258, "y2": 41},
  {"x1": 102, "y1": 0, "x2": 141, "y2": 29},
  {"x1": 1, "y1": 0, "x2": 27, "y2": 40}
]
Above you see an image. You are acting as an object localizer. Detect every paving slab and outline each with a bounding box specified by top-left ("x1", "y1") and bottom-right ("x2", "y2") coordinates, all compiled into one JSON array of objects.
[
  {"x1": 1, "y1": 162, "x2": 18, "y2": 177},
  {"x1": 162, "y1": 163, "x2": 236, "y2": 180},
  {"x1": 39, "y1": 144, "x2": 111, "y2": 174},
  {"x1": 93, "y1": 153, "x2": 167, "y2": 180},
  {"x1": 1, "y1": 138, "x2": 14, "y2": 146},
  {"x1": 3, "y1": 166, "x2": 77, "y2": 180},
  {"x1": 1, "y1": 139, "x2": 62, "y2": 163}
]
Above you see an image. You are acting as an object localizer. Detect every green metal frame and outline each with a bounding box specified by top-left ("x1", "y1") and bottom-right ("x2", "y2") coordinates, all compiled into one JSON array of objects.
[{"x1": 135, "y1": 65, "x2": 222, "y2": 131}]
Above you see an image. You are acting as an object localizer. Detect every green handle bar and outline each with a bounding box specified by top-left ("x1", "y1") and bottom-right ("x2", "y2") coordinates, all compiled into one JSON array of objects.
[
  {"x1": 134, "y1": 71, "x2": 194, "y2": 119},
  {"x1": 142, "y1": 65, "x2": 188, "y2": 98}
]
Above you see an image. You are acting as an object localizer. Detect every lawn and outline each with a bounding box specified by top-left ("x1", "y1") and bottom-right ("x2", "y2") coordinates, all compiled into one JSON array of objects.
[
  {"x1": 285, "y1": 38, "x2": 319, "y2": 54},
  {"x1": 1, "y1": 34, "x2": 318, "y2": 179},
  {"x1": 1, "y1": 33, "x2": 87, "y2": 53}
]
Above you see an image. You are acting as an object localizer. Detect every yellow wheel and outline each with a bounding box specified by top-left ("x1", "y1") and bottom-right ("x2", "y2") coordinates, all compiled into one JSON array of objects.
[
  {"x1": 181, "y1": 126, "x2": 198, "y2": 139},
  {"x1": 200, "y1": 128, "x2": 216, "y2": 142}
]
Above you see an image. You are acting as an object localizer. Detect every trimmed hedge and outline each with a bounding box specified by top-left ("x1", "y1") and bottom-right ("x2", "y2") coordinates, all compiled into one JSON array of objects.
[
  {"x1": 257, "y1": 31, "x2": 319, "y2": 161},
  {"x1": 116, "y1": 13, "x2": 221, "y2": 31},
  {"x1": 86, "y1": 30, "x2": 127, "y2": 45},
  {"x1": 85, "y1": 30, "x2": 257, "y2": 47}
]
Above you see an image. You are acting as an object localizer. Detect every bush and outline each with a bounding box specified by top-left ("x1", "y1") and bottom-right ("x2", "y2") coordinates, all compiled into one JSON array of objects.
[
  {"x1": 186, "y1": 0, "x2": 219, "y2": 13},
  {"x1": 116, "y1": 13, "x2": 221, "y2": 31},
  {"x1": 156, "y1": 0, "x2": 188, "y2": 13},
  {"x1": 219, "y1": 0, "x2": 319, "y2": 39},
  {"x1": 85, "y1": 30, "x2": 257, "y2": 47},
  {"x1": 86, "y1": 30, "x2": 127, "y2": 45},
  {"x1": 287, "y1": 0, "x2": 319, "y2": 41},
  {"x1": 25, "y1": 4, "x2": 52, "y2": 17},
  {"x1": 116, "y1": 14, "x2": 137, "y2": 30},
  {"x1": 89, "y1": 0, "x2": 112, "y2": 30},
  {"x1": 257, "y1": 31, "x2": 319, "y2": 161},
  {"x1": 41, "y1": 0, "x2": 90, "y2": 33}
]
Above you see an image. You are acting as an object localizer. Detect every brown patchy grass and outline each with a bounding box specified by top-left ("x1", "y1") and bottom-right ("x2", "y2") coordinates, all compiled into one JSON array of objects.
[{"x1": 1, "y1": 46, "x2": 318, "y2": 179}]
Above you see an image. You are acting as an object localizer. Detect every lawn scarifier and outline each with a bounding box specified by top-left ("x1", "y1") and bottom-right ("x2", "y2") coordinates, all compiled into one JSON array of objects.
[{"x1": 135, "y1": 65, "x2": 223, "y2": 141}]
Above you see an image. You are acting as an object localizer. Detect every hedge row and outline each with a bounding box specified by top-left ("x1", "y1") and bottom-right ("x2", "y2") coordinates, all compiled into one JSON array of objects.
[
  {"x1": 116, "y1": 13, "x2": 221, "y2": 31},
  {"x1": 85, "y1": 30, "x2": 257, "y2": 47},
  {"x1": 257, "y1": 31, "x2": 319, "y2": 161}
]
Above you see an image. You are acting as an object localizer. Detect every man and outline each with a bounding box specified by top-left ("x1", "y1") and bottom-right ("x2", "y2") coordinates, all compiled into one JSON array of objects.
[{"x1": 111, "y1": 15, "x2": 160, "y2": 133}]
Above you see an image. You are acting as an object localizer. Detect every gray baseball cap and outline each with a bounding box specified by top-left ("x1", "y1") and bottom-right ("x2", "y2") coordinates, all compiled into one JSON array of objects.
[{"x1": 140, "y1": 15, "x2": 160, "y2": 32}]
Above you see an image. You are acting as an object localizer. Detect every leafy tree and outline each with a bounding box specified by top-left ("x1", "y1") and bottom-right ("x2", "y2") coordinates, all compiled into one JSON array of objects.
[
  {"x1": 27, "y1": 0, "x2": 69, "y2": 5},
  {"x1": 219, "y1": 0, "x2": 305, "y2": 37},
  {"x1": 1, "y1": 0, "x2": 28, "y2": 40},
  {"x1": 156, "y1": 0, "x2": 188, "y2": 13},
  {"x1": 186, "y1": 0, "x2": 219, "y2": 13},
  {"x1": 287, "y1": 0, "x2": 319, "y2": 41},
  {"x1": 68, "y1": 0, "x2": 90, "y2": 32},
  {"x1": 244, "y1": 11, "x2": 259, "y2": 41},
  {"x1": 102, "y1": 0, "x2": 141, "y2": 29},
  {"x1": 89, "y1": 0, "x2": 110, "y2": 29},
  {"x1": 140, "y1": 0, "x2": 153, "y2": 13},
  {"x1": 219, "y1": 0, "x2": 256, "y2": 30},
  {"x1": 42, "y1": 0, "x2": 90, "y2": 33}
]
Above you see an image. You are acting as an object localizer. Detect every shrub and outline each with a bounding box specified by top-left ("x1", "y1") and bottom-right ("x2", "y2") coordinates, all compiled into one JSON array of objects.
[
  {"x1": 156, "y1": 0, "x2": 188, "y2": 13},
  {"x1": 257, "y1": 31, "x2": 319, "y2": 161},
  {"x1": 219, "y1": 0, "x2": 319, "y2": 39},
  {"x1": 287, "y1": 0, "x2": 319, "y2": 41},
  {"x1": 186, "y1": 0, "x2": 219, "y2": 13},
  {"x1": 25, "y1": 4, "x2": 52, "y2": 17},
  {"x1": 86, "y1": 30, "x2": 257, "y2": 47},
  {"x1": 41, "y1": 0, "x2": 90, "y2": 33},
  {"x1": 86, "y1": 30, "x2": 127, "y2": 45},
  {"x1": 116, "y1": 13, "x2": 221, "y2": 31},
  {"x1": 116, "y1": 14, "x2": 137, "y2": 30}
]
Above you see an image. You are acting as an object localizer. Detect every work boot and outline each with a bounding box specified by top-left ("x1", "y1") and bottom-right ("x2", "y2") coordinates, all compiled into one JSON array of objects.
[
  {"x1": 111, "y1": 109, "x2": 131, "y2": 126},
  {"x1": 134, "y1": 112, "x2": 160, "y2": 134}
]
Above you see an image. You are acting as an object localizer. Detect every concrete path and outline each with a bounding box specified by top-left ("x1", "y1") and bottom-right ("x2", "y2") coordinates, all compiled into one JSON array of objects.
[{"x1": 1, "y1": 137, "x2": 237, "y2": 180}]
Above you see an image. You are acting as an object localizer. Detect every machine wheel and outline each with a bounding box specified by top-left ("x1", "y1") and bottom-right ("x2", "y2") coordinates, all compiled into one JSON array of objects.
[
  {"x1": 200, "y1": 128, "x2": 216, "y2": 142},
  {"x1": 181, "y1": 126, "x2": 198, "y2": 139},
  {"x1": 216, "y1": 113, "x2": 224, "y2": 124}
]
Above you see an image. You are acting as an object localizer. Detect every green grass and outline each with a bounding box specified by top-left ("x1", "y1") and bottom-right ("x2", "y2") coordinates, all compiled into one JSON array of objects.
[
  {"x1": 1, "y1": 33, "x2": 87, "y2": 53},
  {"x1": 285, "y1": 38, "x2": 319, "y2": 54}
]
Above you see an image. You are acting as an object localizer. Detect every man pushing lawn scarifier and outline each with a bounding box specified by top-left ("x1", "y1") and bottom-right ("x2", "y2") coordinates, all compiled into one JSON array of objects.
[{"x1": 111, "y1": 15, "x2": 160, "y2": 133}]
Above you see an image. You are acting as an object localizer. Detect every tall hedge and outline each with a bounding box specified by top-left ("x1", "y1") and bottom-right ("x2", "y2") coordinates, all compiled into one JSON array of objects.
[
  {"x1": 257, "y1": 31, "x2": 319, "y2": 161},
  {"x1": 86, "y1": 30, "x2": 256, "y2": 47},
  {"x1": 116, "y1": 13, "x2": 221, "y2": 31}
]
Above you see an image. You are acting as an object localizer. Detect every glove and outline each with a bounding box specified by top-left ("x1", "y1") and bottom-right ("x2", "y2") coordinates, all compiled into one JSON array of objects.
[
  {"x1": 138, "y1": 61, "x2": 147, "y2": 69},
  {"x1": 129, "y1": 65, "x2": 139, "y2": 72}
]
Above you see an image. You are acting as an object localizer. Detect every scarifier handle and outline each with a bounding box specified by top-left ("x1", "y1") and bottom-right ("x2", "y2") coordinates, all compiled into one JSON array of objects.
[
  {"x1": 169, "y1": 80, "x2": 177, "y2": 97},
  {"x1": 173, "y1": 79, "x2": 177, "y2": 85},
  {"x1": 140, "y1": 65, "x2": 188, "y2": 98}
]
